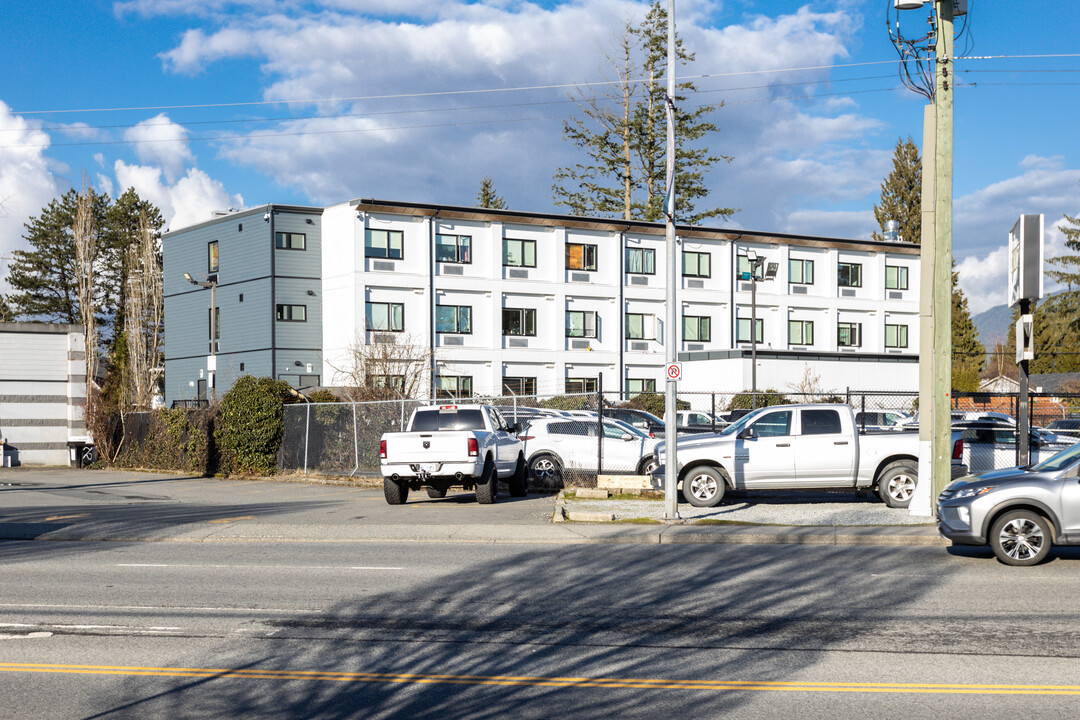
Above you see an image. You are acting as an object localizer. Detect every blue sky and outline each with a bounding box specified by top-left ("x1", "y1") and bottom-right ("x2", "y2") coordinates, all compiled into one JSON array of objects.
[{"x1": 1, "y1": 0, "x2": 1078, "y2": 315}]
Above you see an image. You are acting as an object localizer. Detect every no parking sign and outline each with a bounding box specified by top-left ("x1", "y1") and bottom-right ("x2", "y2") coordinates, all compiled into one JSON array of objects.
[{"x1": 665, "y1": 363, "x2": 682, "y2": 381}]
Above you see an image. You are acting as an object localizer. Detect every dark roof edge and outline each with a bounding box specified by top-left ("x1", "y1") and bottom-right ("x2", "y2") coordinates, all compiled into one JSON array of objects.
[
  {"x1": 162, "y1": 203, "x2": 323, "y2": 238},
  {"x1": 352, "y1": 198, "x2": 920, "y2": 254}
]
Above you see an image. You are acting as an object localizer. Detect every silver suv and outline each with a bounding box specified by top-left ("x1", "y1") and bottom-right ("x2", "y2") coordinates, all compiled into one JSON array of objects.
[{"x1": 938, "y1": 442, "x2": 1080, "y2": 565}]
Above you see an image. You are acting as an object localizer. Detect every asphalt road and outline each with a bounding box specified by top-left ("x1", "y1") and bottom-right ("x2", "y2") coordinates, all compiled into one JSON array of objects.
[{"x1": 3, "y1": 469, "x2": 1080, "y2": 719}]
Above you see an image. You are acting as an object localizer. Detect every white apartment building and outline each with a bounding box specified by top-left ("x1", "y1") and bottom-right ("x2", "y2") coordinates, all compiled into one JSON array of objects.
[{"x1": 320, "y1": 199, "x2": 920, "y2": 402}]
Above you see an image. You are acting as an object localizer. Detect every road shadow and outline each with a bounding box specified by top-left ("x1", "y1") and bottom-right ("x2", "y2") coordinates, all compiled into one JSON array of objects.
[{"x1": 100, "y1": 543, "x2": 951, "y2": 719}]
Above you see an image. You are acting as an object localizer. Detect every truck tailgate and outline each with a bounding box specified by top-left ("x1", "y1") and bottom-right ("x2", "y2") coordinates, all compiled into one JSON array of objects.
[{"x1": 384, "y1": 432, "x2": 473, "y2": 464}]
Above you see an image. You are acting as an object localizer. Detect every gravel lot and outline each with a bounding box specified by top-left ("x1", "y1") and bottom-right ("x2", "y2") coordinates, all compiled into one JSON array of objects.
[{"x1": 562, "y1": 489, "x2": 936, "y2": 526}]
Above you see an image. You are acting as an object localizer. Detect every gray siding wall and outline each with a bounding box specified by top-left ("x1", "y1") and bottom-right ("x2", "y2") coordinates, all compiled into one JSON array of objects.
[{"x1": 163, "y1": 207, "x2": 323, "y2": 405}]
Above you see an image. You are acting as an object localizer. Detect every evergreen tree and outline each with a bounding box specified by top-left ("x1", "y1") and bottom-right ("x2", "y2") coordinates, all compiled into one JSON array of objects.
[
  {"x1": 1046, "y1": 183, "x2": 1080, "y2": 289},
  {"x1": 952, "y1": 265, "x2": 986, "y2": 390},
  {"x1": 476, "y1": 177, "x2": 507, "y2": 210},
  {"x1": 7, "y1": 188, "x2": 109, "y2": 323},
  {"x1": 553, "y1": 2, "x2": 733, "y2": 224},
  {"x1": 872, "y1": 137, "x2": 921, "y2": 244},
  {"x1": 1029, "y1": 293, "x2": 1080, "y2": 373}
]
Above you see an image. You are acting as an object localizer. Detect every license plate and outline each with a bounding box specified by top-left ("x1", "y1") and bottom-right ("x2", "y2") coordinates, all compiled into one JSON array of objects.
[{"x1": 420, "y1": 463, "x2": 440, "y2": 473}]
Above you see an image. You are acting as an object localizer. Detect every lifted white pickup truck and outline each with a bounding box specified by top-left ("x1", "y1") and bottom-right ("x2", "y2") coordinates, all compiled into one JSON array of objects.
[
  {"x1": 653, "y1": 403, "x2": 965, "y2": 508},
  {"x1": 379, "y1": 404, "x2": 527, "y2": 505}
]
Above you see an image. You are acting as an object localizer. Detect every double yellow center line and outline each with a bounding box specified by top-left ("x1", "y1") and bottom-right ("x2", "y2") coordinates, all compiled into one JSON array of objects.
[{"x1": 1, "y1": 663, "x2": 1079, "y2": 695}]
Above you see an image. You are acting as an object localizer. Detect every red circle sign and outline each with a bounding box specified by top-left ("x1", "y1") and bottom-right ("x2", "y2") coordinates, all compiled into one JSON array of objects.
[{"x1": 665, "y1": 363, "x2": 682, "y2": 380}]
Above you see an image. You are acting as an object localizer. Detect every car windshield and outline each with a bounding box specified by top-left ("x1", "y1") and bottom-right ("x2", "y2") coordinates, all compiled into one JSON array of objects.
[
  {"x1": 610, "y1": 419, "x2": 649, "y2": 437},
  {"x1": 718, "y1": 407, "x2": 769, "y2": 436},
  {"x1": 1031, "y1": 441, "x2": 1080, "y2": 472}
]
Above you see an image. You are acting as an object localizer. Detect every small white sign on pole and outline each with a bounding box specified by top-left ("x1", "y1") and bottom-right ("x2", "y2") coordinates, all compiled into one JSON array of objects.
[
  {"x1": 1007, "y1": 214, "x2": 1044, "y2": 308},
  {"x1": 665, "y1": 363, "x2": 682, "y2": 382}
]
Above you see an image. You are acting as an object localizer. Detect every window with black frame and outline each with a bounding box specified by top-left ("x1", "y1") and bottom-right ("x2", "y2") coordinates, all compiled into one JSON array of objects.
[
  {"x1": 838, "y1": 262, "x2": 862, "y2": 287},
  {"x1": 503, "y1": 308, "x2": 536, "y2": 336},
  {"x1": 625, "y1": 247, "x2": 655, "y2": 274},
  {"x1": 435, "y1": 304, "x2": 472, "y2": 334},
  {"x1": 436, "y1": 234, "x2": 472, "y2": 263}
]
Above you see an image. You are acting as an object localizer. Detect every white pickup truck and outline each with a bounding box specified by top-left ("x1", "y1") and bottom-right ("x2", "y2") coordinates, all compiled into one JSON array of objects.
[
  {"x1": 379, "y1": 404, "x2": 528, "y2": 505},
  {"x1": 653, "y1": 403, "x2": 965, "y2": 508}
]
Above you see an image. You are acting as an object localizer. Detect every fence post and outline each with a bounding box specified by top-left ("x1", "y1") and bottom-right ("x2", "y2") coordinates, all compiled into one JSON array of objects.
[
  {"x1": 596, "y1": 374, "x2": 604, "y2": 478},
  {"x1": 303, "y1": 401, "x2": 311, "y2": 475},
  {"x1": 711, "y1": 393, "x2": 716, "y2": 433},
  {"x1": 350, "y1": 402, "x2": 359, "y2": 477}
]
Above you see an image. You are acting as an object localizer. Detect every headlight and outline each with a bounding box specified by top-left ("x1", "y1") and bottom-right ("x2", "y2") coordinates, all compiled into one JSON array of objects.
[{"x1": 952, "y1": 485, "x2": 995, "y2": 500}]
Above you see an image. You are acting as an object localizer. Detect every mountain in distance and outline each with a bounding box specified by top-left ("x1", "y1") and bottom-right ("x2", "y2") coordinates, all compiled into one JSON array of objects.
[{"x1": 972, "y1": 302, "x2": 1013, "y2": 349}]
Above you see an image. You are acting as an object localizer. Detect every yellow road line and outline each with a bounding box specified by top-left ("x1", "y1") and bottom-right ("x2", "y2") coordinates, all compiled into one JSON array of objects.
[
  {"x1": 43, "y1": 514, "x2": 88, "y2": 521},
  {"x1": 1, "y1": 663, "x2": 1079, "y2": 695},
  {"x1": 207, "y1": 516, "x2": 255, "y2": 524}
]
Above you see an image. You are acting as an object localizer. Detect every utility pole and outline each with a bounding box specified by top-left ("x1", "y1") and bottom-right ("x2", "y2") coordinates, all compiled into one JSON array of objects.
[
  {"x1": 662, "y1": 0, "x2": 680, "y2": 521},
  {"x1": 930, "y1": 0, "x2": 954, "y2": 505}
]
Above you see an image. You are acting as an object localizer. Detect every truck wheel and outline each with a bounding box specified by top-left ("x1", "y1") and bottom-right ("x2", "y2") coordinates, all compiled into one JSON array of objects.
[
  {"x1": 475, "y1": 459, "x2": 498, "y2": 504},
  {"x1": 682, "y1": 466, "x2": 726, "y2": 507},
  {"x1": 426, "y1": 486, "x2": 447, "y2": 499},
  {"x1": 508, "y1": 455, "x2": 528, "y2": 497},
  {"x1": 989, "y1": 509, "x2": 1053, "y2": 566},
  {"x1": 383, "y1": 477, "x2": 408, "y2": 505},
  {"x1": 637, "y1": 457, "x2": 659, "y2": 476},
  {"x1": 528, "y1": 454, "x2": 562, "y2": 488},
  {"x1": 877, "y1": 460, "x2": 918, "y2": 508}
]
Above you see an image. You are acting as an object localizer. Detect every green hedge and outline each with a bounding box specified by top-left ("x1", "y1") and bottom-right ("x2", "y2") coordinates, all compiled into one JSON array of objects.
[
  {"x1": 113, "y1": 407, "x2": 213, "y2": 474},
  {"x1": 214, "y1": 376, "x2": 293, "y2": 475}
]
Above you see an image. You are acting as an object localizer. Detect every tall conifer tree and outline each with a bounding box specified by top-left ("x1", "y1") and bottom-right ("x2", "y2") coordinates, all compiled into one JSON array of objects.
[{"x1": 872, "y1": 137, "x2": 922, "y2": 244}]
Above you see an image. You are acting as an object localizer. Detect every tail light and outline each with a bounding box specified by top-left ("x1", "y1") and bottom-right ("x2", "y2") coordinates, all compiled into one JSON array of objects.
[
  {"x1": 952, "y1": 439, "x2": 963, "y2": 460},
  {"x1": 648, "y1": 431, "x2": 655, "y2": 438},
  {"x1": 518, "y1": 435, "x2": 535, "y2": 442},
  {"x1": 468, "y1": 437, "x2": 479, "y2": 457},
  {"x1": 380, "y1": 439, "x2": 387, "y2": 459}
]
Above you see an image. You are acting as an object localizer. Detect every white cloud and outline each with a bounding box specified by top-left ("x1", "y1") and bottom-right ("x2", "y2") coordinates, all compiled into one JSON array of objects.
[
  {"x1": 123, "y1": 114, "x2": 195, "y2": 183},
  {"x1": 0, "y1": 102, "x2": 60, "y2": 286},
  {"x1": 114, "y1": 159, "x2": 244, "y2": 231}
]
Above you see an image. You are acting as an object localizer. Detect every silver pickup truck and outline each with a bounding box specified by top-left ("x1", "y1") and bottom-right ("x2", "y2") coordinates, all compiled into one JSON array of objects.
[
  {"x1": 379, "y1": 404, "x2": 527, "y2": 505},
  {"x1": 653, "y1": 403, "x2": 965, "y2": 508}
]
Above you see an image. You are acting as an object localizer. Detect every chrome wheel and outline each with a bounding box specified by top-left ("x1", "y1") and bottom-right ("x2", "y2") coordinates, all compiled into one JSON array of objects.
[
  {"x1": 528, "y1": 455, "x2": 561, "y2": 482},
  {"x1": 688, "y1": 473, "x2": 717, "y2": 501},
  {"x1": 998, "y1": 518, "x2": 1045, "y2": 561},
  {"x1": 681, "y1": 466, "x2": 726, "y2": 507},
  {"x1": 990, "y1": 510, "x2": 1052, "y2": 566},
  {"x1": 887, "y1": 473, "x2": 915, "y2": 502},
  {"x1": 639, "y1": 458, "x2": 659, "y2": 476}
]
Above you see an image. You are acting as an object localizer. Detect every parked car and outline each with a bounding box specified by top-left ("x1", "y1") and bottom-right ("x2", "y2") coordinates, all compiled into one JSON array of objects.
[
  {"x1": 519, "y1": 417, "x2": 661, "y2": 487},
  {"x1": 676, "y1": 410, "x2": 728, "y2": 434},
  {"x1": 651, "y1": 404, "x2": 966, "y2": 508},
  {"x1": 379, "y1": 404, "x2": 527, "y2": 504},
  {"x1": 602, "y1": 408, "x2": 665, "y2": 437},
  {"x1": 1044, "y1": 418, "x2": 1080, "y2": 438},
  {"x1": 853, "y1": 411, "x2": 910, "y2": 431},
  {"x1": 955, "y1": 420, "x2": 1078, "y2": 475},
  {"x1": 938, "y1": 442, "x2": 1080, "y2": 565}
]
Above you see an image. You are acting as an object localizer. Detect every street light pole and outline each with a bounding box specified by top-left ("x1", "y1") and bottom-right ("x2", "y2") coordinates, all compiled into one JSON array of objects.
[
  {"x1": 185, "y1": 272, "x2": 218, "y2": 401},
  {"x1": 747, "y1": 251, "x2": 763, "y2": 410}
]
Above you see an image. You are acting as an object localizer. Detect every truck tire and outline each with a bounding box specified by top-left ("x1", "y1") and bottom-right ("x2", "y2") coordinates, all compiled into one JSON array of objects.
[
  {"x1": 508, "y1": 455, "x2": 528, "y2": 497},
  {"x1": 383, "y1": 477, "x2": 408, "y2": 505},
  {"x1": 877, "y1": 460, "x2": 918, "y2": 508},
  {"x1": 682, "y1": 466, "x2": 727, "y2": 507},
  {"x1": 475, "y1": 459, "x2": 498, "y2": 504},
  {"x1": 426, "y1": 486, "x2": 447, "y2": 499},
  {"x1": 528, "y1": 453, "x2": 563, "y2": 489}
]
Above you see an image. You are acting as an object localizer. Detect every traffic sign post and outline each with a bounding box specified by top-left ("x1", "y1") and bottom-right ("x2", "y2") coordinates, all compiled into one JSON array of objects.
[{"x1": 665, "y1": 363, "x2": 682, "y2": 381}]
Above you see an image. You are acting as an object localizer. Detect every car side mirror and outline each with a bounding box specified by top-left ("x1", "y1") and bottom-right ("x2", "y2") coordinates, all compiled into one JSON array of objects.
[
  {"x1": 739, "y1": 427, "x2": 756, "y2": 440},
  {"x1": 622, "y1": 433, "x2": 634, "y2": 441}
]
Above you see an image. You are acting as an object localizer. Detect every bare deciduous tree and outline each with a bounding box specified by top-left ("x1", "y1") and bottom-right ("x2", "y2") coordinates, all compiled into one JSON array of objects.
[
  {"x1": 124, "y1": 212, "x2": 163, "y2": 410},
  {"x1": 330, "y1": 332, "x2": 434, "y2": 401},
  {"x1": 73, "y1": 184, "x2": 98, "y2": 421}
]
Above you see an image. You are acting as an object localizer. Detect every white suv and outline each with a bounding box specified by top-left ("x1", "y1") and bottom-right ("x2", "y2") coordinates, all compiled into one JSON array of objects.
[{"x1": 519, "y1": 418, "x2": 661, "y2": 487}]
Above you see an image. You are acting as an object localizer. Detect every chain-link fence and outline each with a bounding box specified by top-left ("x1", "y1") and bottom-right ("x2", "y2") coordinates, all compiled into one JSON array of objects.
[{"x1": 277, "y1": 390, "x2": 1080, "y2": 487}]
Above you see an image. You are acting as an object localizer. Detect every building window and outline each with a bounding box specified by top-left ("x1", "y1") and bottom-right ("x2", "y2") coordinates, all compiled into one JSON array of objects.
[
  {"x1": 566, "y1": 243, "x2": 598, "y2": 271},
  {"x1": 276, "y1": 304, "x2": 306, "y2": 322},
  {"x1": 683, "y1": 251, "x2": 711, "y2": 278},
  {"x1": 885, "y1": 265, "x2": 909, "y2": 290},
  {"x1": 838, "y1": 262, "x2": 863, "y2": 287},
  {"x1": 627, "y1": 378, "x2": 656, "y2": 395},
  {"x1": 370, "y1": 374, "x2": 405, "y2": 391},
  {"x1": 503, "y1": 376, "x2": 537, "y2": 396},
  {"x1": 683, "y1": 315, "x2": 711, "y2": 342},
  {"x1": 837, "y1": 322, "x2": 862, "y2": 347},
  {"x1": 436, "y1": 234, "x2": 472, "y2": 264},
  {"x1": 625, "y1": 247, "x2": 655, "y2": 275},
  {"x1": 365, "y1": 229, "x2": 404, "y2": 259},
  {"x1": 365, "y1": 302, "x2": 404, "y2": 332},
  {"x1": 208, "y1": 241, "x2": 219, "y2": 273},
  {"x1": 503, "y1": 308, "x2": 537, "y2": 336},
  {"x1": 436, "y1": 375, "x2": 472, "y2": 399},
  {"x1": 788, "y1": 319, "x2": 814, "y2": 346},
  {"x1": 736, "y1": 318, "x2": 764, "y2": 343},
  {"x1": 566, "y1": 310, "x2": 598, "y2": 338},
  {"x1": 566, "y1": 377, "x2": 598, "y2": 394},
  {"x1": 885, "y1": 323, "x2": 909, "y2": 348},
  {"x1": 625, "y1": 313, "x2": 656, "y2": 340},
  {"x1": 276, "y1": 232, "x2": 306, "y2": 250},
  {"x1": 503, "y1": 238, "x2": 536, "y2": 267},
  {"x1": 436, "y1": 304, "x2": 472, "y2": 334},
  {"x1": 789, "y1": 258, "x2": 814, "y2": 284}
]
